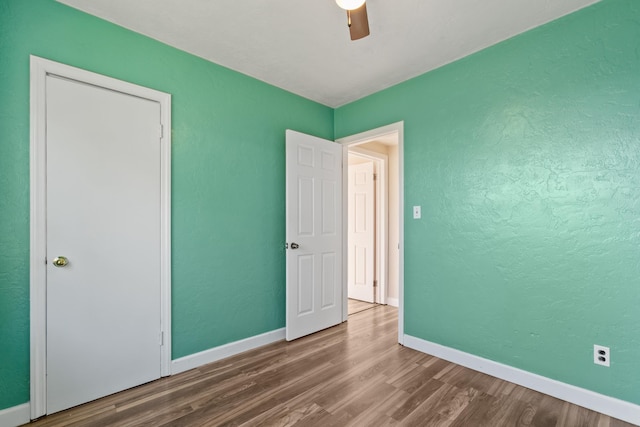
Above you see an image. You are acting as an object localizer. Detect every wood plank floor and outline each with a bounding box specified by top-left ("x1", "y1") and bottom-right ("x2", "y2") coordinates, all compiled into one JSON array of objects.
[
  {"x1": 347, "y1": 298, "x2": 377, "y2": 315},
  {"x1": 26, "y1": 306, "x2": 635, "y2": 427}
]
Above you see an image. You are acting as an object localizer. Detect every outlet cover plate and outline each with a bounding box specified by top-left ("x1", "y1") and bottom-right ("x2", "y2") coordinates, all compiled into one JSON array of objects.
[{"x1": 594, "y1": 344, "x2": 610, "y2": 367}]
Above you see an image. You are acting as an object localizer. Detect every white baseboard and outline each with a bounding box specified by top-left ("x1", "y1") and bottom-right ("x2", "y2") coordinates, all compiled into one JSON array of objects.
[
  {"x1": 0, "y1": 402, "x2": 30, "y2": 427},
  {"x1": 403, "y1": 335, "x2": 640, "y2": 426},
  {"x1": 171, "y1": 328, "x2": 286, "y2": 375},
  {"x1": 386, "y1": 297, "x2": 399, "y2": 307}
]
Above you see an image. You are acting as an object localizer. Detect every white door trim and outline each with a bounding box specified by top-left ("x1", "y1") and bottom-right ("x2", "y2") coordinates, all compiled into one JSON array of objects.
[
  {"x1": 337, "y1": 121, "x2": 404, "y2": 345},
  {"x1": 348, "y1": 149, "x2": 388, "y2": 305},
  {"x1": 29, "y1": 55, "x2": 172, "y2": 419}
]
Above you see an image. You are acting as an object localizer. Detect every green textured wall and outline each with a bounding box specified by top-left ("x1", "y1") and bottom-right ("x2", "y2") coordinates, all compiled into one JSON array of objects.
[
  {"x1": 336, "y1": 0, "x2": 639, "y2": 405},
  {"x1": 0, "y1": 0, "x2": 333, "y2": 410}
]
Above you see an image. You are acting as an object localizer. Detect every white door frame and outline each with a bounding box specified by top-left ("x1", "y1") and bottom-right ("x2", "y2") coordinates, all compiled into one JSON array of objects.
[
  {"x1": 29, "y1": 56, "x2": 172, "y2": 419},
  {"x1": 337, "y1": 121, "x2": 404, "y2": 345},
  {"x1": 347, "y1": 149, "x2": 388, "y2": 305}
]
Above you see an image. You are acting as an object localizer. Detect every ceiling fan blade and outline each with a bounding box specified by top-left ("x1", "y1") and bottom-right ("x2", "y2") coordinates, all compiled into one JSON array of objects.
[{"x1": 348, "y1": 3, "x2": 370, "y2": 40}]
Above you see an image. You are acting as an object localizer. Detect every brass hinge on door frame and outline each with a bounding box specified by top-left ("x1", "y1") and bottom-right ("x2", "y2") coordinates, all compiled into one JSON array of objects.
[{"x1": 374, "y1": 280, "x2": 378, "y2": 288}]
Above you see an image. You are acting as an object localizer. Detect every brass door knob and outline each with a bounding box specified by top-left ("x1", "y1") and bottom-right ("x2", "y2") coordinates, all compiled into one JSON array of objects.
[{"x1": 52, "y1": 256, "x2": 69, "y2": 267}]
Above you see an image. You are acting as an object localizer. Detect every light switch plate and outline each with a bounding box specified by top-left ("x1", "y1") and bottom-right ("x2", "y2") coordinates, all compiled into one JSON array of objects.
[{"x1": 413, "y1": 206, "x2": 421, "y2": 219}]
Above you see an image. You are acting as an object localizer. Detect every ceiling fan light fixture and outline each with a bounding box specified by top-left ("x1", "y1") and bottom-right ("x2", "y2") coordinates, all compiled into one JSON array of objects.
[{"x1": 335, "y1": 0, "x2": 366, "y2": 10}]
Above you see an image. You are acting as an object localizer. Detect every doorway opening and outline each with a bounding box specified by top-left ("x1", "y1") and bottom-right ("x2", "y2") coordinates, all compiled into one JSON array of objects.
[
  {"x1": 338, "y1": 122, "x2": 404, "y2": 344},
  {"x1": 346, "y1": 149, "x2": 385, "y2": 315}
]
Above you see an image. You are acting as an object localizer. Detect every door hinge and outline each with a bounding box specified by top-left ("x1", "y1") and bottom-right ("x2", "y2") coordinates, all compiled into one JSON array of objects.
[
  {"x1": 44, "y1": 257, "x2": 47, "y2": 265},
  {"x1": 374, "y1": 280, "x2": 378, "y2": 288},
  {"x1": 159, "y1": 331, "x2": 164, "y2": 346},
  {"x1": 374, "y1": 173, "x2": 377, "y2": 181},
  {"x1": 159, "y1": 124, "x2": 164, "y2": 139}
]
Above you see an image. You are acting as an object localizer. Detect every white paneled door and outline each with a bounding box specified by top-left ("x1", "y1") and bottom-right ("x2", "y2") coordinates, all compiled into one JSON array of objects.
[
  {"x1": 285, "y1": 130, "x2": 343, "y2": 341},
  {"x1": 348, "y1": 160, "x2": 375, "y2": 303},
  {"x1": 46, "y1": 75, "x2": 162, "y2": 414}
]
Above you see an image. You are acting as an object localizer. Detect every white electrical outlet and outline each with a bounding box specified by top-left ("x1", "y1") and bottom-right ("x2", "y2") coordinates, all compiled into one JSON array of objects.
[{"x1": 594, "y1": 344, "x2": 610, "y2": 367}]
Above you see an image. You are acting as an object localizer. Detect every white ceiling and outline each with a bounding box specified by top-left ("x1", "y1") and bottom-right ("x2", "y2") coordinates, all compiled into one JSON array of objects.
[{"x1": 57, "y1": 0, "x2": 600, "y2": 108}]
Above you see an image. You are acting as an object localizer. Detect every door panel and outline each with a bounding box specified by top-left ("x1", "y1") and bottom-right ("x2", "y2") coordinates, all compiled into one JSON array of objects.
[
  {"x1": 348, "y1": 161, "x2": 375, "y2": 303},
  {"x1": 321, "y1": 253, "x2": 337, "y2": 307},
  {"x1": 297, "y1": 255, "x2": 314, "y2": 314},
  {"x1": 46, "y1": 75, "x2": 161, "y2": 414},
  {"x1": 298, "y1": 177, "x2": 314, "y2": 235},
  {"x1": 286, "y1": 130, "x2": 342, "y2": 341}
]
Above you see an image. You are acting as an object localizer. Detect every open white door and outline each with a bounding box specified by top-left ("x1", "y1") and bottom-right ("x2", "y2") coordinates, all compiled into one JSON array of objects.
[
  {"x1": 348, "y1": 160, "x2": 375, "y2": 303},
  {"x1": 286, "y1": 130, "x2": 343, "y2": 341}
]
